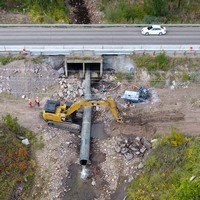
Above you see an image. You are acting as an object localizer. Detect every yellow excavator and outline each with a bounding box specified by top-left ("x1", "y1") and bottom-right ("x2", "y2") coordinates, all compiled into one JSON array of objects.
[{"x1": 43, "y1": 97, "x2": 123, "y2": 133}]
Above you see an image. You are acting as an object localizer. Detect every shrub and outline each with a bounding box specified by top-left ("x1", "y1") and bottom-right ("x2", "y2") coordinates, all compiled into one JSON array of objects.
[
  {"x1": 18, "y1": 148, "x2": 28, "y2": 160},
  {"x1": 182, "y1": 72, "x2": 197, "y2": 82},
  {"x1": 154, "y1": 53, "x2": 169, "y2": 71},
  {"x1": 131, "y1": 54, "x2": 154, "y2": 69},
  {"x1": 181, "y1": 73, "x2": 191, "y2": 81},
  {"x1": 124, "y1": 5, "x2": 145, "y2": 21},
  {"x1": 115, "y1": 72, "x2": 124, "y2": 81},
  {"x1": 175, "y1": 177, "x2": 200, "y2": 199},
  {"x1": 125, "y1": 73, "x2": 133, "y2": 82},
  {"x1": 145, "y1": 155, "x2": 161, "y2": 170},
  {"x1": 143, "y1": 15, "x2": 161, "y2": 24},
  {"x1": 31, "y1": 55, "x2": 44, "y2": 64},
  {"x1": 0, "y1": 120, "x2": 35, "y2": 199},
  {"x1": 35, "y1": 140, "x2": 45, "y2": 150},
  {"x1": 0, "y1": 55, "x2": 24, "y2": 65},
  {"x1": 162, "y1": 128, "x2": 187, "y2": 147},
  {"x1": 131, "y1": 53, "x2": 169, "y2": 72},
  {"x1": 2, "y1": 113, "x2": 19, "y2": 132},
  {"x1": 190, "y1": 73, "x2": 198, "y2": 82},
  {"x1": 0, "y1": 56, "x2": 13, "y2": 65}
]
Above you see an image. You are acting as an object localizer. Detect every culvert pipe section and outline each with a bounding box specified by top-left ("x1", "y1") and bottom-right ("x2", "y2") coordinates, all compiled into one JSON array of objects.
[{"x1": 80, "y1": 70, "x2": 92, "y2": 165}]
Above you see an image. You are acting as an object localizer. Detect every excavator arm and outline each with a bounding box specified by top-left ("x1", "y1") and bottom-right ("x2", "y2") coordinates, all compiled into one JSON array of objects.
[{"x1": 66, "y1": 97, "x2": 123, "y2": 123}]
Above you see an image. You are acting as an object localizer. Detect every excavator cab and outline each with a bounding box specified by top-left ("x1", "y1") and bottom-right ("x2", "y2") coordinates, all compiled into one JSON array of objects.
[{"x1": 43, "y1": 100, "x2": 60, "y2": 114}]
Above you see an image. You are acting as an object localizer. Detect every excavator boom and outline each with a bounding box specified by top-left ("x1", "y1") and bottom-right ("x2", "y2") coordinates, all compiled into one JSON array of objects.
[{"x1": 66, "y1": 97, "x2": 123, "y2": 123}]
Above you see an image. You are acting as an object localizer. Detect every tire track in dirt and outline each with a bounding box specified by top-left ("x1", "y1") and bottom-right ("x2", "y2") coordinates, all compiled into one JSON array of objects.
[
  {"x1": 110, "y1": 110, "x2": 185, "y2": 140},
  {"x1": 124, "y1": 110, "x2": 185, "y2": 125}
]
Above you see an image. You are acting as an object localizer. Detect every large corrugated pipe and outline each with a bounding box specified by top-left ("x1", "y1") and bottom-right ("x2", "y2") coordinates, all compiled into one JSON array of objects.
[{"x1": 79, "y1": 69, "x2": 92, "y2": 165}]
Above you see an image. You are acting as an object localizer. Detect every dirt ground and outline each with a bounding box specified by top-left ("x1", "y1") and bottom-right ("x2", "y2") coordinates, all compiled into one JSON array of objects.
[
  {"x1": 0, "y1": 9, "x2": 30, "y2": 24},
  {"x1": 1, "y1": 59, "x2": 200, "y2": 200}
]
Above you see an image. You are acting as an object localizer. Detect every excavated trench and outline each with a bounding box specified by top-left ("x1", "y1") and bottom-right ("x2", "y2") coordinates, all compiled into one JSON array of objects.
[{"x1": 68, "y1": 0, "x2": 91, "y2": 24}]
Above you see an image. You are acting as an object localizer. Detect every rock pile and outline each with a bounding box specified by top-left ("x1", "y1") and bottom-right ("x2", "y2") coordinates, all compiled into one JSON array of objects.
[
  {"x1": 98, "y1": 135, "x2": 152, "y2": 196},
  {"x1": 57, "y1": 76, "x2": 84, "y2": 100},
  {"x1": 57, "y1": 76, "x2": 102, "y2": 101},
  {"x1": 114, "y1": 135, "x2": 152, "y2": 160}
]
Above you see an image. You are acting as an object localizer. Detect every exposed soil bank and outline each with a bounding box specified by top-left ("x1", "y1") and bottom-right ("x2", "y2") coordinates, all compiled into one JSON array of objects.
[{"x1": 68, "y1": 0, "x2": 91, "y2": 24}]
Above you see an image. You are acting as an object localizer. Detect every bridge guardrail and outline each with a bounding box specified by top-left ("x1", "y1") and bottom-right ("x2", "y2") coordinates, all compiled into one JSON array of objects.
[{"x1": 0, "y1": 45, "x2": 199, "y2": 56}]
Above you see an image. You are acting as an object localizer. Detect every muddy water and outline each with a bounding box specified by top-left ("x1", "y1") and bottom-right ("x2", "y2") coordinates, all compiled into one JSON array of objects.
[
  {"x1": 64, "y1": 164, "x2": 96, "y2": 200},
  {"x1": 110, "y1": 183, "x2": 128, "y2": 200},
  {"x1": 91, "y1": 123, "x2": 108, "y2": 139}
]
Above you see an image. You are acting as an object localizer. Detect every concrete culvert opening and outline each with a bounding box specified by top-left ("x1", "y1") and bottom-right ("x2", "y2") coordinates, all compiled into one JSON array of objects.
[
  {"x1": 67, "y1": 63, "x2": 101, "y2": 77},
  {"x1": 65, "y1": 53, "x2": 103, "y2": 77},
  {"x1": 67, "y1": 63, "x2": 83, "y2": 73}
]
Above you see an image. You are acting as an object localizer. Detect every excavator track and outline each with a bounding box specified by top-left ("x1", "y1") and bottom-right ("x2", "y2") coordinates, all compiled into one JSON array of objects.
[{"x1": 47, "y1": 121, "x2": 81, "y2": 133}]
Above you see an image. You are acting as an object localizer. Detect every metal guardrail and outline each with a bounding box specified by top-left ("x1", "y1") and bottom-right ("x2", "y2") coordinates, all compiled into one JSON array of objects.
[
  {"x1": 0, "y1": 45, "x2": 199, "y2": 55},
  {"x1": 0, "y1": 24, "x2": 200, "y2": 27}
]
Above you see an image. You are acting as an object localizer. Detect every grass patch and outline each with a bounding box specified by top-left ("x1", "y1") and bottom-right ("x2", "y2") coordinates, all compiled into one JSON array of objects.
[
  {"x1": 149, "y1": 74, "x2": 166, "y2": 88},
  {"x1": 132, "y1": 54, "x2": 200, "y2": 73},
  {"x1": 115, "y1": 72, "x2": 134, "y2": 82},
  {"x1": 131, "y1": 53, "x2": 170, "y2": 72},
  {"x1": 34, "y1": 136, "x2": 45, "y2": 150},
  {"x1": 0, "y1": 55, "x2": 24, "y2": 65},
  {"x1": 181, "y1": 72, "x2": 198, "y2": 82},
  {"x1": 126, "y1": 128, "x2": 200, "y2": 200},
  {"x1": 0, "y1": 114, "x2": 36, "y2": 199},
  {"x1": 31, "y1": 55, "x2": 45, "y2": 64}
]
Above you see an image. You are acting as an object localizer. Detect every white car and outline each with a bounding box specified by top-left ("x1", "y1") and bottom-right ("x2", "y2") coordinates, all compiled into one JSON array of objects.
[{"x1": 141, "y1": 25, "x2": 166, "y2": 35}]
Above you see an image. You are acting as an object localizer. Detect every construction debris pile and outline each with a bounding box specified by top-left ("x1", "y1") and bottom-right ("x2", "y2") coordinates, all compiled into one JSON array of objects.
[{"x1": 57, "y1": 76, "x2": 106, "y2": 101}]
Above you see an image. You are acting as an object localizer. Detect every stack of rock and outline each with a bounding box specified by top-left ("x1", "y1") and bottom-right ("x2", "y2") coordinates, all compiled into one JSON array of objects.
[
  {"x1": 57, "y1": 77, "x2": 83, "y2": 100},
  {"x1": 57, "y1": 77, "x2": 101, "y2": 100},
  {"x1": 114, "y1": 135, "x2": 152, "y2": 160}
]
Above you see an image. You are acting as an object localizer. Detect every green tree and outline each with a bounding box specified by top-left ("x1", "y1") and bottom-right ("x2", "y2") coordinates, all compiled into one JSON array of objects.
[
  {"x1": 145, "y1": 0, "x2": 167, "y2": 16},
  {"x1": 0, "y1": 0, "x2": 5, "y2": 7}
]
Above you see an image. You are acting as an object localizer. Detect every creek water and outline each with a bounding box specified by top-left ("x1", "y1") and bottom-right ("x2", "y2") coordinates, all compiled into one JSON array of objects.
[
  {"x1": 64, "y1": 164, "x2": 96, "y2": 200},
  {"x1": 80, "y1": 165, "x2": 89, "y2": 180}
]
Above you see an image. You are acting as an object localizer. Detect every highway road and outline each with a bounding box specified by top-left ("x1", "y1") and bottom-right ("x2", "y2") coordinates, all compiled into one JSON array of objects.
[{"x1": 0, "y1": 26, "x2": 200, "y2": 45}]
